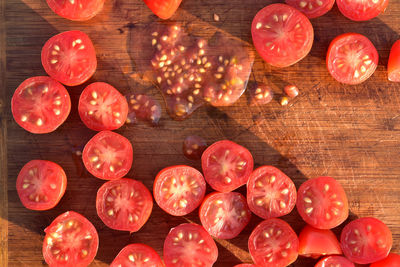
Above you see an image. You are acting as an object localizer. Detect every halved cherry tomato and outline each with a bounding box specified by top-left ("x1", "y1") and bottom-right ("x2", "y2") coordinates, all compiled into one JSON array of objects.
[
  {"x1": 388, "y1": 40, "x2": 400, "y2": 82},
  {"x1": 251, "y1": 3, "x2": 314, "y2": 67},
  {"x1": 340, "y1": 217, "x2": 392, "y2": 264},
  {"x1": 248, "y1": 218, "x2": 299, "y2": 267},
  {"x1": 41, "y1": 30, "x2": 97, "y2": 86},
  {"x1": 11, "y1": 76, "x2": 71, "y2": 134},
  {"x1": 336, "y1": 0, "x2": 388, "y2": 21},
  {"x1": 201, "y1": 140, "x2": 254, "y2": 192},
  {"x1": 234, "y1": 264, "x2": 256, "y2": 267},
  {"x1": 42, "y1": 211, "x2": 99, "y2": 267},
  {"x1": 370, "y1": 253, "x2": 400, "y2": 267},
  {"x1": 326, "y1": 33, "x2": 378, "y2": 85},
  {"x1": 163, "y1": 223, "x2": 218, "y2": 267},
  {"x1": 298, "y1": 225, "x2": 342, "y2": 258},
  {"x1": 96, "y1": 178, "x2": 153, "y2": 232},
  {"x1": 82, "y1": 131, "x2": 133, "y2": 180},
  {"x1": 199, "y1": 192, "x2": 251, "y2": 239},
  {"x1": 110, "y1": 243, "x2": 163, "y2": 267},
  {"x1": 315, "y1": 256, "x2": 355, "y2": 267},
  {"x1": 78, "y1": 82, "x2": 128, "y2": 131},
  {"x1": 286, "y1": 0, "x2": 335, "y2": 18},
  {"x1": 153, "y1": 165, "x2": 206, "y2": 216},
  {"x1": 247, "y1": 166, "x2": 297, "y2": 219},
  {"x1": 143, "y1": 0, "x2": 182, "y2": 19},
  {"x1": 297, "y1": 176, "x2": 349, "y2": 229},
  {"x1": 16, "y1": 160, "x2": 67, "y2": 210},
  {"x1": 46, "y1": 0, "x2": 105, "y2": 21}
]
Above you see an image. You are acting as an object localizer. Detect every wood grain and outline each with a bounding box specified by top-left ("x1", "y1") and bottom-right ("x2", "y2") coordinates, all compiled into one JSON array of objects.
[{"x1": 2, "y1": 0, "x2": 400, "y2": 266}]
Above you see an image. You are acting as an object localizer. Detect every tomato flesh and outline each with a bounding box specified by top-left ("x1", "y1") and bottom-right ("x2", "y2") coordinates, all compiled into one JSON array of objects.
[
  {"x1": 126, "y1": 93, "x2": 162, "y2": 125},
  {"x1": 248, "y1": 218, "x2": 299, "y2": 267},
  {"x1": 326, "y1": 33, "x2": 378, "y2": 85},
  {"x1": 370, "y1": 253, "x2": 400, "y2": 267},
  {"x1": 110, "y1": 243, "x2": 163, "y2": 267},
  {"x1": 286, "y1": 0, "x2": 335, "y2": 18},
  {"x1": 247, "y1": 166, "x2": 297, "y2": 219},
  {"x1": 298, "y1": 225, "x2": 342, "y2": 258},
  {"x1": 46, "y1": 0, "x2": 104, "y2": 21},
  {"x1": 78, "y1": 82, "x2": 128, "y2": 131},
  {"x1": 42, "y1": 211, "x2": 99, "y2": 267},
  {"x1": 143, "y1": 0, "x2": 182, "y2": 19},
  {"x1": 249, "y1": 82, "x2": 274, "y2": 106},
  {"x1": 336, "y1": 0, "x2": 388, "y2": 21},
  {"x1": 340, "y1": 217, "x2": 392, "y2": 264},
  {"x1": 315, "y1": 256, "x2": 355, "y2": 267},
  {"x1": 251, "y1": 3, "x2": 314, "y2": 67},
  {"x1": 163, "y1": 223, "x2": 218, "y2": 267},
  {"x1": 199, "y1": 192, "x2": 251, "y2": 239},
  {"x1": 16, "y1": 160, "x2": 67, "y2": 211},
  {"x1": 388, "y1": 40, "x2": 400, "y2": 82},
  {"x1": 82, "y1": 131, "x2": 133, "y2": 180},
  {"x1": 41, "y1": 30, "x2": 97, "y2": 86},
  {"x1": 202, "y1": 140, "x2": 254, "y2": 192},
  {"x1": 11, "y1": 76, "x2": 71, "y2": 134},
  {"x1": 183, "y1": 135, "x2": 207, "y2": 160},
  {"x1": 154, "y1": 165, "x2": 206, "y2": 216},
  {"x1": 96, "y1": 178, "x2": 153, "y2": 232},
  {"x1": 297, "y1": 176, "x2": 349, "y2": 229}
]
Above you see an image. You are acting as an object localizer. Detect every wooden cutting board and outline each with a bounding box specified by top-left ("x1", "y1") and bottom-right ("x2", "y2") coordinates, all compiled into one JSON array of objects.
[{"x1": 1, "y1": 0, "x2": 400, "y2": 266}]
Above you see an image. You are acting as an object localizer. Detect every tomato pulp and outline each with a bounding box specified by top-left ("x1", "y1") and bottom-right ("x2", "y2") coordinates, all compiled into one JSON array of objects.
[
  {"x1": 336, "y1": 0, "x2": 388, "y2": 21},
  {"x1": 110, "y1": 243, "x2": 163, "y2": 267},
  {"x1": 286, "y1": 0, "x2": 335, "y2": 19},
  {"x1": 46, "y1": 0, "x2": 105, "y2": 21}
]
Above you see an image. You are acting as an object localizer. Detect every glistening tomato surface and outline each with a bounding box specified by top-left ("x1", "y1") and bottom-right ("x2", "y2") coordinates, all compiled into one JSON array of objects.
[
  {"x1": 248, "y1": 218, "x2": 299, "y2": 267},
  {"x1": 315, "y1": 256, "x2": 355, "y2": 267},
  {"x1": 11, "y1": 76, "x2": 71, "y2": 134},
  {"x1": 78, "y1": 82, "x2": 128, "y2": 131},
  {"x1": 199, "y1": 192, "x2": 251, "y2": 239},
  {"x1": 201, "y1": 140, "x2": 254, "y2": 192},
  {"x1": 388, "y1": 40, "x2": 400, "y2": 82},
  {"x1": 326, "y1": 33, "x2": 378, "y2": 85},
  {"x1": 251, "y1": 3, "x2": 314, "y2": 67},
  {"x1": 82, "y1": 131, "x2": 133, "y2": 180},
  {"x1": 154, "y1": 165, "x2": 206, "y2": 216},
  {"x1": 42, "y1": 211, "x2": 99, "y2": 267},
  {"x1": 247, "y1": 166, "x2": 297, "y2": 219},
  {"x1": 46, "y1": 0, "x2": 105, "y2": 21},
  {"x1": 96, "y1": 179, "x2": 153, "y2": 232},
  {"x1": 297, "y1": 176, "x2": 349, "y2": 229},
  {"x1": 143, "y1": 0, "x2": 182, "y2": 19},
  {"x1": 336, "y1": 0, "x2": 388, "y2": 21},
  {"x1": 370, "y1": 253, "x2": 400, "y2": 267},
  {"x1": 340, "y1": 217, "x2": 392, "y2": 264},
  {"x1": 41, "y1": 30, "x2": 97, "y2": 86},
  {"x1": 298, "y1": 225, "x2": 342, "y2": 258},
  {"x1": 163, "y1": 223, "x2": 218, "y2": 267},
  {"x1": 110, "y1": 243, "x2": 163, "y2": 267},
  {"x1": 286, "y1": 0, "x2": 335, "y2": 18},
  {"x1": 16, "y1": 160, "x2": 67, "y2": 210}
]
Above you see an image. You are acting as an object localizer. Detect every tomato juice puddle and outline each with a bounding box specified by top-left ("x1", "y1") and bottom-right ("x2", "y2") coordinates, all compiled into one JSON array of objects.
[{"x1": 125, "y1": 93, "x2": 162, "y2": 125}]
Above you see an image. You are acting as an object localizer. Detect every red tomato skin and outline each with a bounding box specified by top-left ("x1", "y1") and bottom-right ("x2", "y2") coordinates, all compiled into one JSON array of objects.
[
  {"x1": 143, "y1": 0, "x2": 182, "y2": 19},
  {"x1": 336, "y1": 0, "x2": 388, "y2": 21},
  {"x1": 298, "y1": 225, "x2": 342, "y2": 258},
  {"x1": 11, "y1": 76, "x2": 71, "y2": 134},
  {"x1": 46, "y1": 0, "x2": 105, "y2": 21},
  {"x1": 285, "y1": 0, "x2": 335, "y2": 19},
  {"x1": 370, "y1": 253, "x2": 400, "y2": 267},
  {"x1": 388, "y1": 40, "x2": 400, "y2": 82},
  {"x1": 315, "y1": 255, "x2": 355, "y2": 267},
  {"x1": 42, "y1": 211, "x2": 99, "y2": 267},
  {"x1": 41, "y1": 31, "x2": 97, "y2": 86},
  {"x1": 110, "y1": 244, "x2": 164, "y2": 267}
]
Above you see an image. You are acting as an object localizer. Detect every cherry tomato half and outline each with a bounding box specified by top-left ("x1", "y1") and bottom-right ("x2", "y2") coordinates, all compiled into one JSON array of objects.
[
  {"x1": 46, "y1": 0, "x2": 105, "y2": 21},
  {"x1": 96, "y1": 178, "x2": 153, "y2": 232},
  {"x1": 370, "y1": 253, "x2": 400, "y2": 267},
  {"x1": 297, "y1": 176, "x2": 349, "y2": 229},
  {"x1": 143, "y1": 0, "x2": 182, "y2": 20},
  {"x1": 247, "y1": 166, "x2": 297, "y2": 219},
  {"x1": 199, "y1": 192, "x2": 251, "y2": 239},
  {"x1": 16, "y1": 160, "x2": 67, "y2": 211},
  {"x1": 326, "y1": 33, "x2": 378, "y2": 85},
  {"x1": 42, "y1": 211, "x2": 99, "y2": 267},
  {"x1": 340, "y1": 217, "x2": 392, "y2": 264},
  {"x1": 11, "y1": 76, "x2": 71, "y2": 134},
  {"x1": 41, "y1": 30, "x2": 97, "y2": 86},
  {"x1": 154, "y1": 165, "x2": 206, "y2": 216},
  {"x1": 82, "y1": 131, "x2": 133, "y2": 180},
  {"x1": 248, "y1": 218, "x2": 299, "y2": 267},
  {"x1": 201, "y1": 140, "x2": 254, "y2": 192},
  {"x1": 336, "y1": 0, "x2": 388, "y2": 21},
  {"x1": 388, "y1": 40, "x2": 400, "y2": 82},
  {"x1": 78, "y1": 82, "x2": 128, "y2": 131},
  {"x1": 315, "y1": 256, "x2": 355, "y2": 267},
  {"x1": 298, "y1": 225, "x2": 342, "y2": 258},
  {"x1": 251, "y1": 3, "x2": 314, "y2": 67},
  {"x1": 234, "y1": 264, "x2": 256, "y2": 267},
  {"x1": 110, "y1": 243, "x2": 163, "y2": 267},
  {"x1": 163, "y1": 223, "x2": 218, "y2": 267},
  {"x1": 286, "y1": 0, "x2": 335, "y2": 19}
]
